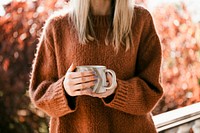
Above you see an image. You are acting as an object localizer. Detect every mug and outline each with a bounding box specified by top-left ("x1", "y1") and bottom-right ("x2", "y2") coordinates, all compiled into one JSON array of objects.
[{"x1": 76, "y1": 65, "x2": 117, "y2": 93}]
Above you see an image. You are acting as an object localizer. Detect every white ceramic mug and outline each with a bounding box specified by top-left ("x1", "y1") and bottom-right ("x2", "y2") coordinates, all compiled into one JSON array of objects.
[{"x1": 76, "y1": 65, "x2": 117, "y2": 93}]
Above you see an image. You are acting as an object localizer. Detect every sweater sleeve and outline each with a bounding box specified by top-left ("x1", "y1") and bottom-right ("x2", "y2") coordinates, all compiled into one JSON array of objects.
[
  {"x1": 102, "y1": 10, "x2": 163, "y2": 115},
  {"x1": 29, "y1": 19, "x2": 76, "y2": 117}
]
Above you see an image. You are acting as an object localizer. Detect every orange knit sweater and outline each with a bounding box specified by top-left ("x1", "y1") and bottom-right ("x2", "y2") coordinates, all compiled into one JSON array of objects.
[{"x1": 29, "y1": 5, "x2": 163, "y2": 133}]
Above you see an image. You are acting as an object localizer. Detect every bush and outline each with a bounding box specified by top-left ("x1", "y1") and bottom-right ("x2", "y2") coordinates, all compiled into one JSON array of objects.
[
  {"x1": 0, "y1": 0, "x2": 65, "y2": 132},
  {"x1": 152, "y1": 3, "x2": 200, "y2": 114}
]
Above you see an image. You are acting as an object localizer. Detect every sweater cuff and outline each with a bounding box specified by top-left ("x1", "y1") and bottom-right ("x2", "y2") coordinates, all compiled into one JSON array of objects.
[
  {"x1": 48, "y1": 77, "x2": 76, "y2": 117},
  {"x1": 102, "y1": 79, "x2": 129, "y2": 109}
]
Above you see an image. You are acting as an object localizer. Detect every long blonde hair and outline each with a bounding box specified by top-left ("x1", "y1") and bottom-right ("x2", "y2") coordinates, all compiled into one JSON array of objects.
[{"x1": 68, "y1": 0, "x2": 135, "y2": 52}]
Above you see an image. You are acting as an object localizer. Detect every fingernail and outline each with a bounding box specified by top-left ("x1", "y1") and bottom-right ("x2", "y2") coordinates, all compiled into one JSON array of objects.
[{"x1": 92, "y1": 72, "x2": 97, "y2": 75}]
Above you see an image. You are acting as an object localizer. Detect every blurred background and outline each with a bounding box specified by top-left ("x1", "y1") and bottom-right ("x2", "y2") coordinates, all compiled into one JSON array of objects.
[{"x1": 0, "y1": 0, "x2": 200, "y2": 132}]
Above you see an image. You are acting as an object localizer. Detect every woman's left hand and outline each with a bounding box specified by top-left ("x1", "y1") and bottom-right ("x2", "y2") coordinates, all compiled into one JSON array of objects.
[{"x1": 91, "y1": 73, "x2": 117, "y2": 98}]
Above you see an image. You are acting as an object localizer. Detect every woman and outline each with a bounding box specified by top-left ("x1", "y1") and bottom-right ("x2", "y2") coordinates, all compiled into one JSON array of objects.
[{"x1": 29, "y1": 0, "x2": 163, "y2": 132}]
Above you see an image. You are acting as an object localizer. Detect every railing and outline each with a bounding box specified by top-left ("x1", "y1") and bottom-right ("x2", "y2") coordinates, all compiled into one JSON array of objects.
[{"x1": 153, "y1": 102, "x2": 200, "y2": 133}]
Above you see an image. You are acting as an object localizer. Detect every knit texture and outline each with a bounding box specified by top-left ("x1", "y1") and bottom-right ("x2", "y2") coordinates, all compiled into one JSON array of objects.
[{"x1": 29, "y1": 5, "x2": 163, "y2": 133}]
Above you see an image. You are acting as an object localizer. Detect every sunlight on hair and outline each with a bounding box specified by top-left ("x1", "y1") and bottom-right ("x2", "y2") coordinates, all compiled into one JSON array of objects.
[
  {"x1": 69, "y1": 0, "x2": 91, "y2": 43},
  {"x1": 68, "y1": 0, "x2": 135, "y2": 52}
]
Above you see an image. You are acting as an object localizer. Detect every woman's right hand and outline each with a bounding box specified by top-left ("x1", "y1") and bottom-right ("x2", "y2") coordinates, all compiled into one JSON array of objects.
[{"x1": 63, "y1": 63, "x2": 97, "y2": 96}]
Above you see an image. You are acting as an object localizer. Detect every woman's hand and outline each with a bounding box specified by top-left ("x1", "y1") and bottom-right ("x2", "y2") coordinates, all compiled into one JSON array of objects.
[
  {"x1": 92, "y1": 73, "x2": 117, "y2": 98},
  {"x1": 63, "y1": 63, "x2": 97, "y2": 96}
]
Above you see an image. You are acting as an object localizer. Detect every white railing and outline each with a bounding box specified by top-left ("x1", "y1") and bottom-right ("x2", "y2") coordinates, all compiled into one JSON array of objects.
[{"x1": 153, "y1": 102, "x2": 200, "y2": 133}]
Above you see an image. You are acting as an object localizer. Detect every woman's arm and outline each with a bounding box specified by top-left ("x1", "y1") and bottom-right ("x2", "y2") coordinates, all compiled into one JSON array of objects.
[
  {"x1": 29, "y1": 19, "x2": 76, "y2": 117},
  {"x1": 102, "y1": 10, "x2": 163, "y2": 115}
]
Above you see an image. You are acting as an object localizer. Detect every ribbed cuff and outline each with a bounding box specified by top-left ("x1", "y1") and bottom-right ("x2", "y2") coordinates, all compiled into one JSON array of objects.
[
  {"x1": 47, "y1": 77, "x2": 76, "y2": 117},
  {"x1": 102, "y1": 79, "x2": 129, "y2": 109}
]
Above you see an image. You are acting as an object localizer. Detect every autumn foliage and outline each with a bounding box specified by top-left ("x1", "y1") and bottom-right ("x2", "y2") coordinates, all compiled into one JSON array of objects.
[
  {"x1": 0, "y1": 0, "x2": 65, "y2": 132},
  {"x1": 152, "y1": 3, "x2": 200, "y2": 114},
  {"x1": 0, "y1": 0, "x2": 200, "y2": 132}
]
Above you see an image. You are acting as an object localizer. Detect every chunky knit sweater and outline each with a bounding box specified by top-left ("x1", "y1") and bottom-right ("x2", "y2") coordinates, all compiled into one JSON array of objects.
[{"x1": 29, "y1": 5, "x2": 163, "y2": 133}]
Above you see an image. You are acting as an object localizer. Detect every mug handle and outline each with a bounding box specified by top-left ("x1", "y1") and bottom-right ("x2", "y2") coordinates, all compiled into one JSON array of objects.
[{"x1": 104, "y1": 69, "x2": 117, "y2": 90}]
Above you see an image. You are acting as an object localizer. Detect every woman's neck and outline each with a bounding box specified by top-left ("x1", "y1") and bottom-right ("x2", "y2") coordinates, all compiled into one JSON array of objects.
[{"x1": 90, "y1": 0, "x2": 112, "y2": 16}]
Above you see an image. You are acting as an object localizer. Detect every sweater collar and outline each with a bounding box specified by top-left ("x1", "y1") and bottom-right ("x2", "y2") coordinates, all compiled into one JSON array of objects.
[{"x1": 90, "y1": 14, "x2": 111, "y2": 27}]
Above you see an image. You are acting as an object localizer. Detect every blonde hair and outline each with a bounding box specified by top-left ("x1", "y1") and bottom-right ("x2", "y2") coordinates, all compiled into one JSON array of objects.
[{"x1": 68, "y1": 0, "x2": 135, "y2": 52}]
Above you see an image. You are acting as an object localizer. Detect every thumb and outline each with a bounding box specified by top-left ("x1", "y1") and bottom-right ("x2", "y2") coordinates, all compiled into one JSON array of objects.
[{"x1": 67, "y1": 63, "x2": 76, "y2": 72}]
